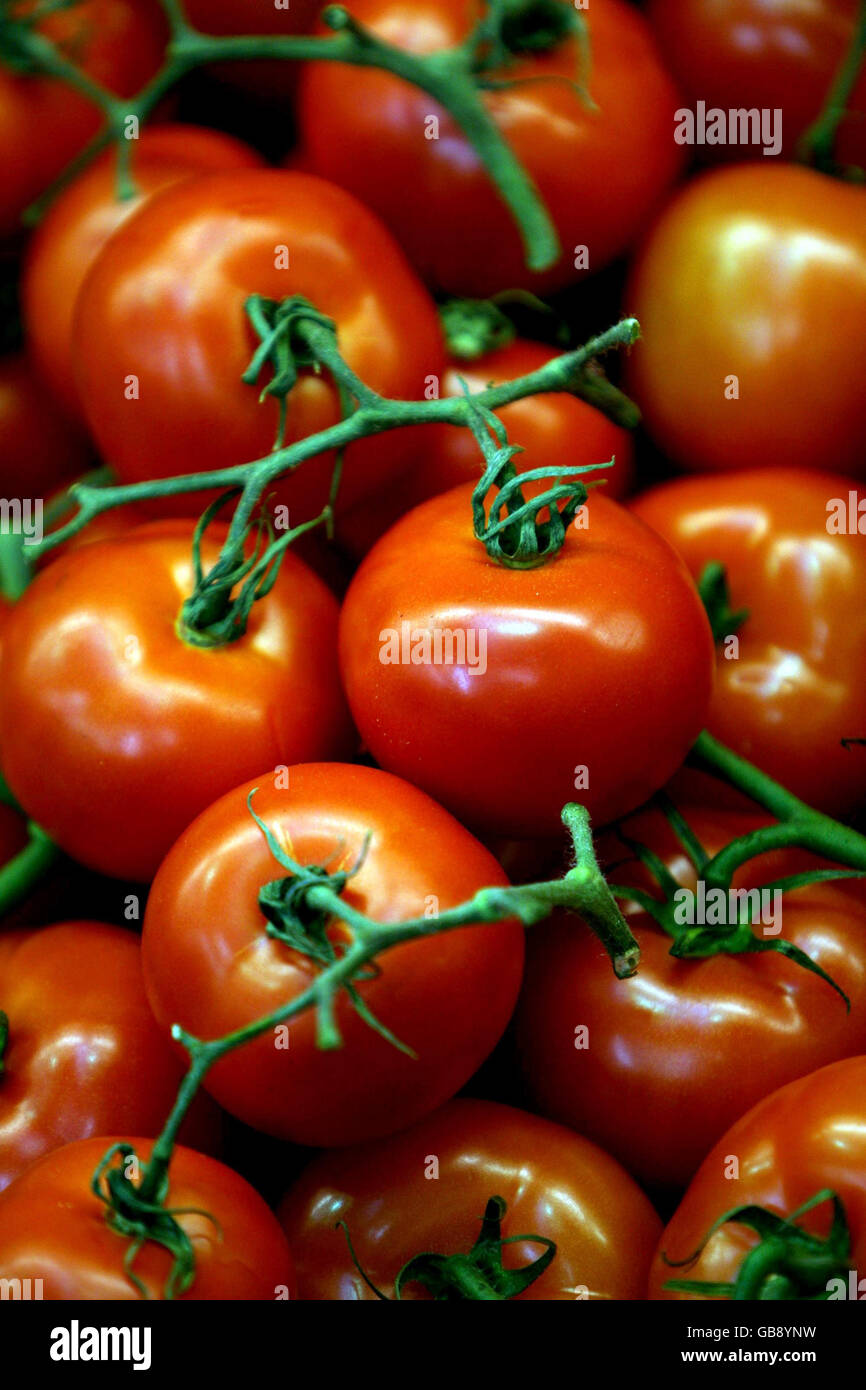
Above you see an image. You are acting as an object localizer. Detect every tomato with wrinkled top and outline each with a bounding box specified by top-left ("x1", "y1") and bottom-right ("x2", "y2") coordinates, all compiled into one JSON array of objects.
[
  {"x1": 631, "y1": 469, "x2": 866, "y2": 816},
  {"x1": 339, "y1": 485, "x2": 714, "y2": 838},
  {"x1": 142, "y1": 764, "x2": 525, "y2": 1147},
  {"x1": 278, "y1": 1099, "x2": 661, "y2": 1299},
  {"x1": 337, "y1": 337, "x2": 635, "y2": 557},
  {"x1": 73, "y1": 170, "x2": 444, "y2": 521},
  {"x1": 0, "y1": 521, "x2": 352, "y2": 880},
  {"x1": 0, "y1": 1136, "x2": 295, "y2": 1299},
  {"x1": 648, "y1": 1057, "x2": 866, "y2": 1298},
  {"x1": 648, "y1": 0, "x2": 866, "y2": 167},
  {"x1": 516, "y1": 804, "x2": 866, "y2": 1192},
  {"x1": 625, "y1": 165, "x2": 866, "y2": 477},
  {"x1": 0, "y1": 921, "x2": 221, "y2": 1191},
  {"x1": 0, "y1": 353, "x2": 90, "y2": 496},
  {"x1": 23, "y1": 125, "x2": 264, "y2": 421},
  {"x1": 297, "y1": 0, "x2": 684, "y2": 295},
  {"x1": 0, "y1": 0, "x2": 167, "y2": 238}
]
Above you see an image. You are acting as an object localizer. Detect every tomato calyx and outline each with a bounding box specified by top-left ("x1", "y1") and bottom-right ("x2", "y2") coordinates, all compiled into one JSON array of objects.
[
  {"x1": 609, "y1": 795, "x2": 853, "y2": 1007},
  {"x1": 92, "y1": 1142, "x2": 221, "y2": 1301},
  {"x1": 439, "y1": 298, "x2": 517, "y2": 360},
  {"x1": 697, "y1": 562, "x2": 749, "y2": 645},
  {"x1": 339, "y1": 1195, "x2": 557, "y2": 1300},
  {"x1": 242, "y1": 294, "x2": 351, "y2": 453},
  {"x1": 663, "y1": 1189, "x2": 853, "y2": 1301},
  {"x1": 469, "y1": 392, "x2": 610, "y2": 567}
]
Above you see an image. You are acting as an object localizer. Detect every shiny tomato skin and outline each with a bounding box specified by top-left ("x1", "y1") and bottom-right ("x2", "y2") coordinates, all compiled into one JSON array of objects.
[
  {"x1": 625, "y1": 165, "x2": 866, "y2": 477},
  {"x1": 0, "y1": 0, "x2": 167, "y2": 239},
  {"x1": 517, "y1": 805, "x2": 866, "y2": 1191},
  {"x1": 338, "y1": 484, "x2": 715, "y2": 838},
  {"x1": 73, "y1": 170, "x2": 445, "y2": 520},
  {"x1": 337, "y1": 338, "x2": 635, "y2": 557},
  {"x1": 142, "y1": 764, "x2": 525, "y2": 1147},
  {"x1": 0, "y1": 521, "x2": 352, "y2": 881},
  {"x1": 0, "y1": 921, "x2": 221, "y2": 1192},
  {"x1": 648, "y1": 1056, "x2": 866, "y2": 1298},
  {"x1": 23, "y1": 125, "x2": 264, "y2": 421},
  {"x1": 298, "y1": 0, "x2": 685, "y2": 296},
  {"x1": 648, "y1": 0, "x2": 866, "y2": 166},
  {"x1": 278, "y1": 1098, "x2": 661, "y2": 1300},
  {"x1": 0, "y1": 1135, "x2": 295, "y2": 1300},
  {"x1": 0, "y1": 353, "x2": 90, "y2": 495},
  {"x1": 631, "y1": 469, "x2": 866, "y2": 817}
]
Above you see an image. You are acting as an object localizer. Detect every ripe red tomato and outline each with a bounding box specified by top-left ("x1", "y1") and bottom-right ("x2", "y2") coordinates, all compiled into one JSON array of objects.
[
  {"x1": 0, "y1": 0, "x2": 167, "y2": 238},
  {"x1": 0, "y1": 921, "x2": 221, "y2": 1191},
  {"x1": 278, "y1": 1098, "x2": 661, "y2": 1300},
  {"x1": 0, "y1": 353, "x2": 90, "y2": 496},
  {"x1": 297, "y1": 0, "x2": 685, "y2": 295},
  {"x1": 625, "y1": 165, "x2": 866, "y2": 477},
  {"x1": 516, "y1": 804, "x2": 866, "y2": 1192},
  {"x1": 648, "y1": 1056, "x2": 866, "y2": 1299},
  {"x1": 142, "y1": 764, "x2": 525, "y2": 1147},
  {"x1": 337, "y1": 337, "x2": 635, "y2": 557},
  {"x1": 0, "y1": 521, "x2": 352, "y2": 880},
  {"x1": 182, "y1": 0, "x2": 324, "y2": 100},
  {"x1": 630, "y1": 469, "x2": 866, "y2": 817},
  {"x1": 648, "y1": 0, "x2": 866, "y2": 167},
  {"x1": 72, "y1": 170, "x2": 445, "y2": 520},
  {"x1": 23, "y1": 125, "x2": 264, "y2": 421},
  {"x1": 0, "y1": 1135, "x2": 295, "y2": 1299},
  {"x1": 338, "y1": 485, "x2": 715, "y2": 838}
]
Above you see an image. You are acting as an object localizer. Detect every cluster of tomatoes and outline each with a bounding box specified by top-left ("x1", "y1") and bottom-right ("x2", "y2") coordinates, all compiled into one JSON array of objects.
[{"x1": 0, "y1": 0, "x2": 865, "y2": 1305}]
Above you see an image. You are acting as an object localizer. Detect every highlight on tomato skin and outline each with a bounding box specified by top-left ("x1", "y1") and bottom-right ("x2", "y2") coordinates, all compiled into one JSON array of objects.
[
  {"x1": 1, "y1": 0, "x2": 866, "y2": 1324},
  {"x1": 277, "y1": 1098, "x2": 663, "y2": 1301},
  {"x1": 0, "y1": 1135, "x2": 296, "y2": 1301},
  {"x1": 140, "y1": 764, "x2": 526, "y2": 1148},
  {"x1": 647, "y1": 1057, "x2": 866, "y2": 1301},
  {"x1": 629, "y1": 469, "x2": 866, "y2": 818},
  {"x1": 338, "y1": 485, "x2": 715, "y2": 839}
]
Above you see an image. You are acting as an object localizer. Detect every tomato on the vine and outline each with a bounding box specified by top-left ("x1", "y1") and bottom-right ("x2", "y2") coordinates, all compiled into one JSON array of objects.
[
  {"x1": 278, "y1": 1098, "x2": 661, "y2": 1300},
  {"x1": 72, "y1": 169, "x2": 445, "y2": 520},
  {"x1": 297, "y1": 0, "x2": 685, "y2": 295},
  {"x1": 630, "y1": 469, "x2": 866, "y2": 817},
  {"x1": 0, "y1": 521, "x2": 352, "y2": 880},
  {"x1": 0, "y1": 920, "x2": 221, "y2": 1191},
  {"x1": 23, "y1": 125, "x2": 264, "y2": 421},
  {"x1": 0, "y1": 0, "x2": 167, "y2": 238},
  {"x1": 648, "y1": 0, "x2": 866, "y2": 167},
  {"x1": 338, "y1": 485, "x2": 715, "y2": 838},
  {"x1": 516, "y1": 804, "x2": 866, "y2": 1192},
  {"x1": 0, "y1": 353, "x2": 90, "y2": 496},
  {"x1": 142, "y1": 764, "x2": 525, "y2": 1147},
  {"x1": 625, "y1": 165, "x2": 866, "y2": 477},
  {"x1": 648, "y1": 1057, "x2": 866, "y2": 1299},
  {"x1": 337, "y1": 337, "x2": 635, "y2": 557},
  {"x1": 0, "y1": 1136, "x2": 295, "y2": 1300}
]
